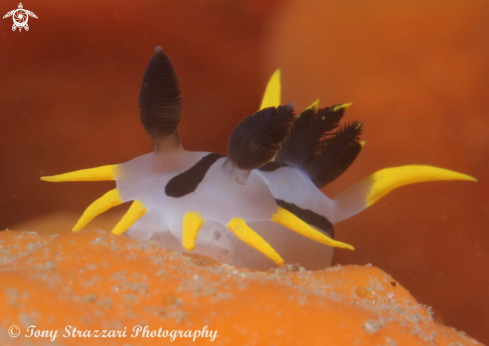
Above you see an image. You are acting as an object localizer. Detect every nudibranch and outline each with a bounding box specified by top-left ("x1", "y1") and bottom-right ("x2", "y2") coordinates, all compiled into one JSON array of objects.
[{"x1": 41, "y1": 46, "x2": 477, "y2": 270}]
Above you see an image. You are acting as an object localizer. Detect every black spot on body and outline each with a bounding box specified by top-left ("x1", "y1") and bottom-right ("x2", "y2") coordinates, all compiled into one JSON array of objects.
[
  {"x1": 258, "y1": 161, "x2": 290, "y2": 172},
  {"x1": 165, "y1": 153, "x2": 225, "y2": 198},
  {"x1": 275, "y1": 199, "x2": 334, "y2": 238}
]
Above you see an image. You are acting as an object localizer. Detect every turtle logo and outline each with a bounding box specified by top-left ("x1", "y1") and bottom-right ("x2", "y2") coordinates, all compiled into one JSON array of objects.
[{"x1": 3, "y1": 3, "x2": 38, "y2": 32}]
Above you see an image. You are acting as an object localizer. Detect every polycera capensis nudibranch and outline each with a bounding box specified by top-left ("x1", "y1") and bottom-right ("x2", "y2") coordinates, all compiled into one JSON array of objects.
[{"x1": 41, "y1": 46, "x2": 477, "y2": 270}]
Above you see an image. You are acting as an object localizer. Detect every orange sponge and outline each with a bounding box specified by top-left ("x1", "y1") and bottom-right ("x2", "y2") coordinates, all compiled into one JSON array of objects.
[{"x1": 0, "y1": 230, "x2": 483, "y2": 345}]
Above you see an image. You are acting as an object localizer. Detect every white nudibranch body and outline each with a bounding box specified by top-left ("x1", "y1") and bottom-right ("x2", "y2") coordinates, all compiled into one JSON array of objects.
[
  {"x1": 116, "y1": 149, "x2": 340, "y2": 269},
  {"x1": 41, "y1": 46, "x2": 477, "y2": 270}
]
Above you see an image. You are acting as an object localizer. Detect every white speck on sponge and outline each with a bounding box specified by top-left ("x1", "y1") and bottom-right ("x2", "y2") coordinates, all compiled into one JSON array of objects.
[{"x1": 363, "y1": 318, "x2": 386, "y2": 334}]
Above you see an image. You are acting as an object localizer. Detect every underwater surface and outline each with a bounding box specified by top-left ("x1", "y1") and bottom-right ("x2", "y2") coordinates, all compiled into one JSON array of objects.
[{"x1": 1, "y1": 0, "x2": 488, "y2": 344}]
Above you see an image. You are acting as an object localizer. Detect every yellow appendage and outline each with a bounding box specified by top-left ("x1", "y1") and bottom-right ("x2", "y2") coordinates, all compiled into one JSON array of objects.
[
  {"x1": 271, "y1": 207, "x2": 355, "y2": 251},
  {"x1": 305, "y1": 98, "x2": 320, "y2": 111},
  {"x1": 111, "y1": 200, "x2": 147, "y2": 235},
  {"x1": 182, "y1": 212, "x2": 205, "y2": 251},
  {"x1": 227, "y1": 218, "x2": 284, "y2": 266},
  {"x1": 366, "y1": 165, "x2": 477, "y2": 206},
  {"x1": 259, "y1": 69, "x2": 281, "y2": 110},
  {"x1": 41, "y1": 165, "x2": 118, "y2": 182},
  {"x1": 332, "y1": 103, "x2": 353, "y2": 112},
  {"x1": 73, "y1": 188, "x2": 123, "y2": 231}
]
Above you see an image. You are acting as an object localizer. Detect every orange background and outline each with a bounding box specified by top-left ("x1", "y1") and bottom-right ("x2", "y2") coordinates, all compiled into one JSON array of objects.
[{"x1": 0, "y1": 0, "x2": 487, "y2": 343}]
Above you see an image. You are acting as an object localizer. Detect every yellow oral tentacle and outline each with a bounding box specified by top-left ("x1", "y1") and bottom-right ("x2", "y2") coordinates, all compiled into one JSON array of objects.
[
  {"x1": 271, "y1": 207, "x2": 354, "y2": 251},
  {"x1": 73, "y1": 188, "x2": 123, "y2": 231},
  {"x1": 111, "y1": 200, "x2": 147, "y2": 236},
  {"x1": 227, "y1": 218, "x2": 284, "y2": 266},
  {"x1": 259, "y1": 69, "x2": 281, "y2": 110},
  {"x1": 182, "y1": 212, "x2": 205, "y2": 251},
  {"x1": 365, "y1": 165, "x2": 478, "y2": 207},
  {"x1": 41, "y1": 165, "x2": 118, "y2": 182}
]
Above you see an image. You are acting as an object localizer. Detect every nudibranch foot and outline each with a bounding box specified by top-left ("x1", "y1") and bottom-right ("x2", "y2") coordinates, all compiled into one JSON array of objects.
[{"x1": 40, "y1": 46, "x2": 477, "y2": 270}]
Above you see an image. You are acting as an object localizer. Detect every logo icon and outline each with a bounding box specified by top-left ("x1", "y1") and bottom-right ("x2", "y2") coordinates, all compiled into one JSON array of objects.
[{"x1": 3, "y1": 3, "x2": 38, "y2": 32}]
